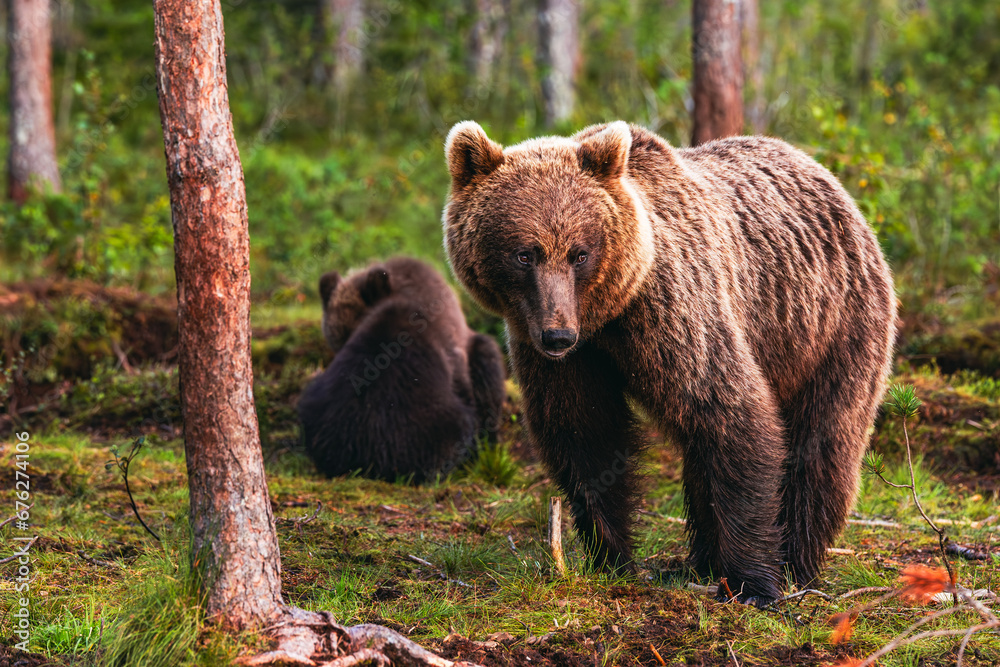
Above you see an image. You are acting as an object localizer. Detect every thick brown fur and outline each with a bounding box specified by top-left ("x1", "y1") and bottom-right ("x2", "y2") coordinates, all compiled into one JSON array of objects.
[
  {"x1": 298, "y1": 256, "x2": 506, "y2": 483},
  {"x1": 442, "y1": 121, "x2": 896, "y2": 605}
]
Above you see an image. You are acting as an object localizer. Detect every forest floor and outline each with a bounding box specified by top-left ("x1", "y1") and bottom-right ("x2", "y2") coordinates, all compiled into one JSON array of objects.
[{"x1": 0, "y1": 279, "x2": 999, "y2": 666}]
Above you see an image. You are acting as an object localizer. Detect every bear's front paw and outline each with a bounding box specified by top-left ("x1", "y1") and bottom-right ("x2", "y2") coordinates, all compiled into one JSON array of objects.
[
  {"x1": 713, "y1": 588, "x2": 777, "y2": 609},
  {"x1": 714, "y1": 576, "x2": 780, "y2": 608}
]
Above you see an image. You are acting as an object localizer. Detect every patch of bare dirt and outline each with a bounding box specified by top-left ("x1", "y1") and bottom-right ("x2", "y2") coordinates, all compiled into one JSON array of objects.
[{"x1": 0, "y1": 647, "x2": 66, "y2": 667}]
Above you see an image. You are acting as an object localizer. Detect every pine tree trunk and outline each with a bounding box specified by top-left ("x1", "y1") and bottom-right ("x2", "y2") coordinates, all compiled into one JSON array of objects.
[
  {"x1": 468, "y1": 0, "x2": 507, "y2": 90},
  {"x1": 739, "y1": 0, "x2": 764, "y2": 134},
  {"x1": 323, "y1": 0, "x2": 364, "y2": 93},
  {"x1": 538, "y1": 0, "x2": 579, "y2": 127},
  {"x1": 691, "y1": 0, "x2": 744, "y2": 145},
  {"x1": 152, "y1": 0, "x2": 283, "y2": 631},
  {"x1": 7, "y1": 0, "x2": 61, "y2": 203}
]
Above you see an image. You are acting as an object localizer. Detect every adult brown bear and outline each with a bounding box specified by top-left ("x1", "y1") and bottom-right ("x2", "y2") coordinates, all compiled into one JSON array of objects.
[
  {"x1": 298, "y1": 257, "x2": 506, "y2": 483},
  {"x1": 442, "y1": 121, "x2": 896, "y2": 605}
]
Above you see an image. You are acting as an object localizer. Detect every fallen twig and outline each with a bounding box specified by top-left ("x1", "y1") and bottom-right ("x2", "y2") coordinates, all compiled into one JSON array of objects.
[
  {"x1": 686, "y1": 582, "x2": 718, "y2": 596},
  {"x1": 836, "y1": 586, "x2": 894, "y2": 600},
  {"x1": 945, "y1": 541, "x2": 989, "y2": 561},
  {"x1": 0, "y1": 535, "x2": 39, "y2": 564},
  {"x1": 726, "y1": 640, "x2": 740, "y2": 667},
  {"x1": 78, "y1": 550, "x2": 123, "y2": 569},
  {"x1": 637, "y1": 509, "x2": 687, "y2": 524},
  {"x1": 772, "y1": 588, "x2": 833, "y2": 604},
  {"x1": 834, "y1": 567, "x2": 1000, "y2": 666},
  {"x1": 404, "y1": 555, "x2": 472, "y2": 589},
  {"x1": 0, "y1": 503, "x2": 34, "y2": 531},
  {"x1": 407, "y1": 554, "x2": 434, "y2": 568},
  {"x1": 846, "y1": 518, "x2": 901, "y2": 528},
  {"x1": 856, "y1": 622, "x2": 997, "y2": 667},
  {"x1": 279, "y1": 502, "x2": 322, "y2": 525}
]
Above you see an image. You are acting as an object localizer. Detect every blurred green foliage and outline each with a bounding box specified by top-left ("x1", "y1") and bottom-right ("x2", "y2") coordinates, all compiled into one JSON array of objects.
[{"x1": 0, "y1": 0, "x2": 998, "y2": 303}]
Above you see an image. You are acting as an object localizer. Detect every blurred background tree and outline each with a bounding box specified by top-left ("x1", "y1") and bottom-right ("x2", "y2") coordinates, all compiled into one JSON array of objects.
[
  {"x1": 0, "y1": 0, "x2": 998, "y2": 318},
  {"x1": 7, "y1": 0, "x2": 62, "y2": 203}
]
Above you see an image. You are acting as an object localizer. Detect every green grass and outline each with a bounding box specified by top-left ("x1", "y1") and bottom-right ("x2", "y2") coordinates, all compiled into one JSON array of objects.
[
  {"x1": 5, "y1": 418, "x2": 997, "y2": 665},
  {"x1": 3, "y1": 304, "x2": 1000, "y2": 665}
]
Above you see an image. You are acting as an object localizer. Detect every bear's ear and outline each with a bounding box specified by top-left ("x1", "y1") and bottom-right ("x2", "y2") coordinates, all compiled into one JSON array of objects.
[
  {"x1": 445, "y1": 121, "x2": 505, "y2": 191},
  {"x1": 358, "y1": 265, "x2": 391, "y2": 306},
  {"x1": 319, "y1": 271, "x2": 341, "y2": 307},
  {"x1": 577, "y1": 121, "x2": 632, "y2": 181}
]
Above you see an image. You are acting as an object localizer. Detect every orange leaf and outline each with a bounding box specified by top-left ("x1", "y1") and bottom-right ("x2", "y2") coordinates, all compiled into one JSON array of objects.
[
  {"x1": 829, "y1": 613, "x2": 855, "y2": 644},
  {"x1": 832, "y1": 659, "x2": 864, "y2": 667},
  {"x1": 898, "y1": 564, "x2": 950, "y2": 604}
]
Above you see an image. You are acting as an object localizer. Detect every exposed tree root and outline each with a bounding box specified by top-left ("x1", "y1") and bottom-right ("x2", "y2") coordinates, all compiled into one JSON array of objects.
[{"x1": 237, "y1": 606, "x2": 482, "y2": 667}]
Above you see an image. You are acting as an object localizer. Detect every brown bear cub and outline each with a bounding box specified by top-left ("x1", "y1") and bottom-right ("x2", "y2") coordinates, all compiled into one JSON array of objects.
[
  {"x1": 297, "y1": 256, "x2": 506, "y2": 483},
  {"x1": 443, "y1": 121, "x2": 896, "y2": 605}
]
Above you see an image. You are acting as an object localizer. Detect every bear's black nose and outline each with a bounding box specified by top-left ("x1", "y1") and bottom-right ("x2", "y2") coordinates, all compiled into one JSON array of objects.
[{"x1": 541, "y1": 328, "x2": 578, "y2": 351}]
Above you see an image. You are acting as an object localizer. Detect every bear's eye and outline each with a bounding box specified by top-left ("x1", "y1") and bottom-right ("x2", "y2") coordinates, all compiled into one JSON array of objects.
[
  {"x1": 516, "y1": 252, "x2": 533, "y2": 266},
  {"x1": 574, "y1": 252, "x2": 588, "y2": 266}
]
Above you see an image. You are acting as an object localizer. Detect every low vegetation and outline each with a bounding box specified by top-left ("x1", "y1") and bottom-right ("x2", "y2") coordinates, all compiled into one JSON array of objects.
[{"x1": 1, "y1": 291, "x2": 998, "y2": 666}]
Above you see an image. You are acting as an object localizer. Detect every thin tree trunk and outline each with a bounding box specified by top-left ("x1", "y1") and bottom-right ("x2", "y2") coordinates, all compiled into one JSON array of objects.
[
  {"x1": 152, "y1": 0, "x2": 283, "y2": 631},
  {"x1": 467, "y1": 0, "x2": 507, "y2": 91},
  {"x1": 691, "y1": 0, "x2": 743, "y2": 145},
  {"x1": 538, "y1": 0, "x2": 579, "y2": 127},
  {"x1": 739, "y1": 0, "x2": 764, "y2": 134},
  {"x1": 7, "y1": 0, "x2": 61, "y2": 203},
  {"x1": 323, "y1": 0, "x2": 364, "y2": 93},
  {"x1": 856, "y1": 0, "x2": 880, "y2": 89}
]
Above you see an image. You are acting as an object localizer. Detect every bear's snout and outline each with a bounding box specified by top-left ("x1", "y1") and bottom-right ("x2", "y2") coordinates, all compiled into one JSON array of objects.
[{"x1": 540, "y1": 328, "x2": 578, "y2": 357}]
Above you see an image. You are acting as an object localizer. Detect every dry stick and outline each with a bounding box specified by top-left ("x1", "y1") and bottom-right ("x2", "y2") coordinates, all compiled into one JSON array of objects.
[
  {"x1": 955, "y1": 584, "x2": 998, "y2": 624},
  {"x1": 726, "y1": 640, "x2": 740, "y2": 667},
  {"x1": 278, "y1": 502, "x2": 322, "y2": 525},
  {"x1": 405, "y1": 555, "x2": 472, "y2": 589},
  {"x1": 774, "y1": 589, "x2": 834, "y2": 604},
  {"x1": 0, "y1": 503, "x2": 34, "y2": 530},
  {"x1": 836, "y1": 586, "x2": 894, "y2": 601},
  {"x1": 78, "y1": 550, "x2": 123, "y2": 569},
  {"x1": 957, "y1": 624, "x2": 980, "y2": 667},
  {"x1": 859, "y1": 622, "x2": 997, "y2": 667},
  {"x1": 548, "y1": 496, "x2": 566, "y2": 577},
  {"x1": 0, "y1": 535, "x2": 39, "y2": 564},
  {"x1": 853, "y1": 585, "x2": 1000, "y2": 667}
]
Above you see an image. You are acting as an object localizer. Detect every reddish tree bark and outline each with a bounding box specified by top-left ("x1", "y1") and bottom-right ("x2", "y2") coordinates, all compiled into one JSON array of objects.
[
  {"x1": 538, "y1": 0, "x2": 579, "y2": 126},
  {"x1": 151, "y1": 2, "x2": 489, "y2": 662},
  {"x1": 7, "y1": 0, "x2": 61, "y2": 203},
  {"x1": 152, "y1": 0, "x2": 283, "y2": 630},
  {"x1": 691, "y1": 0, "x2": 744, "y2": 145}
]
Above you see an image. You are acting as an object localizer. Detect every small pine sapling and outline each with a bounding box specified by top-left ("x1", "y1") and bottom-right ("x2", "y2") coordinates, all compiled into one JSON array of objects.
[
  {"x1": 832, "y1": 383, "x2": 1000, "y2": 666},
  {"x1": 863, "y1": 383, "x2": 953, "y2": 586}
]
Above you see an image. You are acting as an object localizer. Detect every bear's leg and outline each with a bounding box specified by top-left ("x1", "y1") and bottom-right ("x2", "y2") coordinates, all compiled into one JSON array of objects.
[
  {"x1": 511, "y1": 339, "x2": 645, "y2": 573},
  {"x1": 672, "y1": 377, "x2": 786, "y2": 605},
  {"x1": 467, "y1": 333, "x2": 507, "y2": 444},
  {"x1": 779, "y1": 350, "x2": 885, "y2": 587}
]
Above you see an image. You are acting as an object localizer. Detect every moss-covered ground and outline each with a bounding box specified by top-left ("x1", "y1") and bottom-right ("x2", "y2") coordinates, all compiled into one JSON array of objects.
[{"x1": 1, "y1": 284, "x2": 998, "y2": 666}]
